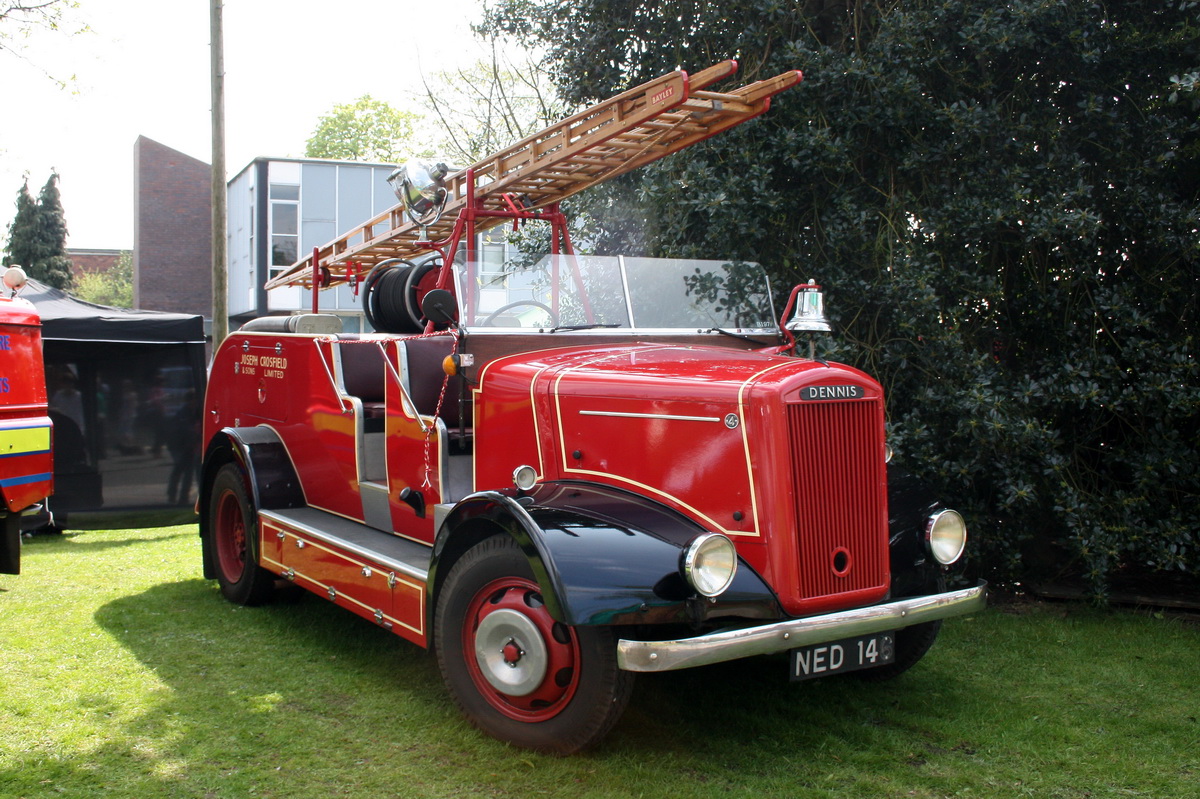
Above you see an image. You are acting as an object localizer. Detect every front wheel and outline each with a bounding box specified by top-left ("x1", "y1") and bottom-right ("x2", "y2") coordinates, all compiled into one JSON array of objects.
[
  {"x1": 855, "y1": 619, "x2": 942, "y2": 682},
  {"x1": 434, "y1": 536, "x2": 633, "y2": 753},
  {"x1": 857, "y1": 573, "x2": 947, "y2": 682},
  {"x1": 205, "y1": 462, "x2": 275, "y2": 606}
]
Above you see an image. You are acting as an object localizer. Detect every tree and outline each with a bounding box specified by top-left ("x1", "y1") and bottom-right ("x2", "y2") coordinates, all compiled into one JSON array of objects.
[
  {"x1": 305, "y1": 95, "x2": 426, "y2": 163},
  {"x1": 33, "y1": 170, "x2": 73, "y2": 288},
  {"x1": 1, "y1": 1, "x2": 88, "y2": 88},
  {"x1": 3, "y1": 171, "x2": 74, "y2": 289},
  {"x1": 3, "y1": 179, "x2": 38, "y2": 267},
  {"x1": 73, "y1": 250, "x2": 132, "y2": 307},
  {"x1": 484, "y1": 0, "x2": 1200, "y2": 598},
  {"x1": 413, "y1": 42, "x2": 566, "y2": 165}
]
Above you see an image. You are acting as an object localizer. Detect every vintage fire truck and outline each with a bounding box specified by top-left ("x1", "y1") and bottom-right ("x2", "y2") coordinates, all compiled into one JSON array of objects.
[
  {"x1": 199, "y1": 61, "x2": 985, "y2": 753},
  {"x1": 0, "y1": 267, "x2": 54, "y2": 575}
]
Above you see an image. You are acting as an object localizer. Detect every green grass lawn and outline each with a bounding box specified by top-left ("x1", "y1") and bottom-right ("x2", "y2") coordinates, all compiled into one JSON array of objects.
[{"x1": 1, "y1": 525, "x2": 1196, "y2": 798}]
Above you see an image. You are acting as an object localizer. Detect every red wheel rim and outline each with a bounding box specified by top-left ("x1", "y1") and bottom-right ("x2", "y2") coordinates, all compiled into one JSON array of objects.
[
  {"x1": 463, "y1": 576, "x2": 581, "y2": 722},
  {"x1": 214, "y1": 488, "x2": 247, "y2": 583}
]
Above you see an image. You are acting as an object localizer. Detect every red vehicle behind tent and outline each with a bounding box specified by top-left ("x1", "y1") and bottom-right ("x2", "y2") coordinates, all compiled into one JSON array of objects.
[{"x1": 0, "y1": 267, "x2": 53, "y2": 575}]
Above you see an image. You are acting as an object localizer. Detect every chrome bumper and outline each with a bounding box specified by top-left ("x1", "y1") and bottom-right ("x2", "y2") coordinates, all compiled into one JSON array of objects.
[{"x1": 617, "y1": 581, "x2": 987, "y2": 673}]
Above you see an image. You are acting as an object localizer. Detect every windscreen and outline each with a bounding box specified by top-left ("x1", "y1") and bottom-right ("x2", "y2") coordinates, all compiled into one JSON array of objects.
[{"x1": 459, "y1": 255, "x2": 775, "y2": 331}]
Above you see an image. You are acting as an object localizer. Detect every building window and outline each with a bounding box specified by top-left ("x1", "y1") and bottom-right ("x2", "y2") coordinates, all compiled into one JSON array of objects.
[
  {"x1": 268, "y1": 163, "x2": 301, "y2": 280},
  {"x1": 248, "y1": 188, "x2": 255, "y2": 268},
  {"x1": 474, "y1": 230, "x2": 528, "y2": 312}
]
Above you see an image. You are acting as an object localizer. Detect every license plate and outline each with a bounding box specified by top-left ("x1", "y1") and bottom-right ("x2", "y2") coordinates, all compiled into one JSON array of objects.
[{"x1": 789, "y1": 632, "x2": 895, "y2": 681}]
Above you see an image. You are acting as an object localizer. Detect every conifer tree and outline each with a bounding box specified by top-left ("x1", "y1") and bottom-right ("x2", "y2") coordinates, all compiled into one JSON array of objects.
[
  {"x1": 2, "y1": 179, "x2": 39, "y2": 270},
  {"x1": 31, "y1": 172, "x2": 74, "y2": 290},
  {"x1": 3, "y1": 172, "x2": 74, "y2": 290}
]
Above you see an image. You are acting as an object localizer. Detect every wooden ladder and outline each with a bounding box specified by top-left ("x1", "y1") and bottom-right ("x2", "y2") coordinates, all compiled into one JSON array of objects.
[{"x1": 266, "y1": 61, "x2": 802, "y2": 290}]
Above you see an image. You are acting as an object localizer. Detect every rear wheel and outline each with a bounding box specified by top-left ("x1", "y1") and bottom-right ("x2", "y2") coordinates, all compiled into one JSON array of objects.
[
  {"x1": 434, "y1": 536, "x2": 633, "y2": 753},
  {"x1": 206, "y1": 463, "x2": 275, "y2": 606}
]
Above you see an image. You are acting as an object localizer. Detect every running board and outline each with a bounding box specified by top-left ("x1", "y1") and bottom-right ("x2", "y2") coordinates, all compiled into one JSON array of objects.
[{"x1": 257, "y1": 507, "x2": 432, "y2": 647}]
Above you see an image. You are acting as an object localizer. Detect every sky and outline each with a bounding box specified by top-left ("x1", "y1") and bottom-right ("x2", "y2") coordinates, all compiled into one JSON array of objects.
[{"x1": 0, "y1": 0, "x2": 497, "y2": 250}]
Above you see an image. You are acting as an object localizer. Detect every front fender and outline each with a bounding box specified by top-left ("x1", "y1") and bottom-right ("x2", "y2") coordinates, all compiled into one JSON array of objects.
[{"x1": 430, "y1": 481, "x2": 781, "y2": 628}]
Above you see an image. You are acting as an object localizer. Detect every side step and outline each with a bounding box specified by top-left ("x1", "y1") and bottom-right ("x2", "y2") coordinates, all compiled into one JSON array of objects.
[{"x1": 258, "y1": 507, "x2": 432, "y2": 648}]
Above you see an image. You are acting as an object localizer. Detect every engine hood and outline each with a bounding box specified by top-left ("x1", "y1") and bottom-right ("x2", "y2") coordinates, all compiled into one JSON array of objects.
[
  {"x1": 490, "y1": 342, "x2": 880, "y2": 406},
  {"x1": 473, "y1": 342, "x2": 883, "y2": 542}
]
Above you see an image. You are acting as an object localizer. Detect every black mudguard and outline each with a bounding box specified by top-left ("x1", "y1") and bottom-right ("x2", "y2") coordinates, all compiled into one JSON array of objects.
[
  {"x1": 886, "y1": 465, "x2": 951, "y2": 597},
  {"x1": 199, "y1": 426, "x2": 306, "y2": 579},
  {"x1": 430, "y1": 481, "x2": 781, "y2": 628}
]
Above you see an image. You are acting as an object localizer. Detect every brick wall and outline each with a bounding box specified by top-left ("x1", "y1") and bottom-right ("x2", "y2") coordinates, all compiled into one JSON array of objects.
[
  {"x1": 66, "y1": 248, "x2": 121, "y2": 280},
  {"x1": 133, "y1": 137, "x2": 211, "y2": 316}
]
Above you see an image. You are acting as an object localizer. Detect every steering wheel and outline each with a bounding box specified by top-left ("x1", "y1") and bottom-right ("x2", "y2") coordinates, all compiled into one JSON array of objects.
[{"x1": 480, "y1": 300, "x2": 558, "y2": 328}]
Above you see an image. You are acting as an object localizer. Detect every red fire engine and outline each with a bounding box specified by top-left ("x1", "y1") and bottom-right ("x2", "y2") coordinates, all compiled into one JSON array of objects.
[
  {"x1": 199, "y1": 61, "x2": 985, "y2": 753},
  {"x1": 0, "y1": 267, "x2": 54, "y2": 575}
]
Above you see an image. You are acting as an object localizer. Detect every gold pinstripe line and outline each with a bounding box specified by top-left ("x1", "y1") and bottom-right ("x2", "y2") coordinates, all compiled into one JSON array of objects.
[
  {"x1": 551, "y1": 346, "x2": 765, "y2": 537},
  {"x1": 261, "y1": 527, "x2": 424, "y2": 636},
  {"x1": 736, "y1": 360, "x2": 802, "y2": 537}
]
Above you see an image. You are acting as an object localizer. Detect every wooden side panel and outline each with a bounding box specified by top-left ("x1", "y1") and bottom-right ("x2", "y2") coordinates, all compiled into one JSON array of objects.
[{"x1": 259, "y1": 517, "x2": 427, "y2": 648}]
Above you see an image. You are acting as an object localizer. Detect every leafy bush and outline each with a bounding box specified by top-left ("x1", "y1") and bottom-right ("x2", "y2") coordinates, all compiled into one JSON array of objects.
[
  {"x1": 487, "y1": 0, "x2": 1200, "y2": 597},
  {"x1": 73, "y1": 250, "x2": 133, "y2": 307}
]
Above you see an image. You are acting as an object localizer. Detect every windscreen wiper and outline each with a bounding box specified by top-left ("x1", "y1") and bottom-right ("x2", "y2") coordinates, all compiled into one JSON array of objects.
[
  {"x1": 706, "y1": 327, "x2": 773, "y2": 346},
  {"x1": 548, "y1": 324, "x2": 622, "y2": 333}
]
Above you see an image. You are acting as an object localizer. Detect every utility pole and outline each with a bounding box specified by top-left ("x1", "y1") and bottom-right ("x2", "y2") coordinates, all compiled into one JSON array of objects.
[{"x1": 210, "y1": 0, "x2": 228, "y2": 346}]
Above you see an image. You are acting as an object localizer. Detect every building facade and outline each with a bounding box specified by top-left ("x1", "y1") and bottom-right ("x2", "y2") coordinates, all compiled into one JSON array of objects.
[
  {"x1": 226, "y1": 157, "x2": 401, "y2": 332},
  {"x1": 133, "y1": 137, "x2": 212, "y2": 317},
  {"x1": 134, "y1": 145, "x2": 510, "y2": 332},
  {"x1": 66, "y1": 248, "x2": 122, "y2": 281}
]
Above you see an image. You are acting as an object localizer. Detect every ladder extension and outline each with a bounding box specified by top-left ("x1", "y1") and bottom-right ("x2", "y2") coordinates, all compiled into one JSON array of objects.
[{"x1": 266, "y1": 60, "x2": 802, "y2": 290}]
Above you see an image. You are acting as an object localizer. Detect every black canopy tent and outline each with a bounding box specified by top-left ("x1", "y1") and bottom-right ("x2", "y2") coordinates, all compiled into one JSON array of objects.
[
  {"x1": 29, "y1": 280, "x2": 206, "y2": 344},
  {"x1": 23, "y1": 279, "x2": 207, "y2": 524}
]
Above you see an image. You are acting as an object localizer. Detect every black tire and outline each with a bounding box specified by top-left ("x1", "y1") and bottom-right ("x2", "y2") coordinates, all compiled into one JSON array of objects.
[
  {"x1": 434, "y1": 536, "x2": 633, "y2": 754},
  {"x1": 854, "y1": 619, "x2": 942, "y2": 682},
  {"x1": 857, "y1": 571, "x2": 947, "y2": 682},
  {"x1": 206, "y1": 463, "x2": 275, "y2": 606},
  {"x1": 1, "y1": 513, "x2": 20, "y2": 575}
]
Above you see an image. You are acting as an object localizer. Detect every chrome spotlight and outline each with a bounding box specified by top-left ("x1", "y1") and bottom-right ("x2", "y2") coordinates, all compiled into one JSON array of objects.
[{"x1": 388, "y1": 160, "x2": 450, "y2": 228}]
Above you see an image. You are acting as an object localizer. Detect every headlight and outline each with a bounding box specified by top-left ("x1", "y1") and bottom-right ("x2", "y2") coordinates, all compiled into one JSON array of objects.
[
  {"x1": 511, "y1": 465, "x2": 538, "y2": 491},
  {"x1": 925, "y1": 509, "x2": 967, "y2": 565},
  {"x1": 682, "y1": 533, "x2": 738, "y2": 597}
]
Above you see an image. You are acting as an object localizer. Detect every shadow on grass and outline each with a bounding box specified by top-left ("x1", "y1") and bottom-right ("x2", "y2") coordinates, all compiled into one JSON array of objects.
[
  {"x1": 21, "y1": 528, "x2": 198, "y2": 554},
  {"x1": 616, "y1": 644, "x2": 976, "y2": 757},
  {"x1": 120, "y1": 580, "x2": 975, "y2": 753},
  {"x1": 19, "y1": 576, "x2": 983, "y2": 797},
  {"x1": 46, "y1": 579, "x2": 460, "y2": 796}
]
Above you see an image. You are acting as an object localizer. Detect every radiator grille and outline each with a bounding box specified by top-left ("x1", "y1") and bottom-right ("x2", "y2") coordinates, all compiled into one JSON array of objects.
[{"x1": 786, "y1": 400, "x2": 888, "y2": 601}]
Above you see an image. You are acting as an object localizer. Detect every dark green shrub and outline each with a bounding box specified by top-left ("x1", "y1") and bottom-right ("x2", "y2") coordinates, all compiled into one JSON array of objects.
[{"x1": 486, "y1": 0, "x2": 1200, "y2": 597}]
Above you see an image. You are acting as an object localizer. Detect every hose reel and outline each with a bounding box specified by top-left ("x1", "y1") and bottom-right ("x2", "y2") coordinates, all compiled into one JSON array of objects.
[{"x1": 362, "y1": 257, "x2": 455, "y2": 333}]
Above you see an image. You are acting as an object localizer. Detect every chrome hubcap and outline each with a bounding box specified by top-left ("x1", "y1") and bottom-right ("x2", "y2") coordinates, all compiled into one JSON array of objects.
[{"x1": 474, "y1": 608, "x2": 547, "y2": 696}]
